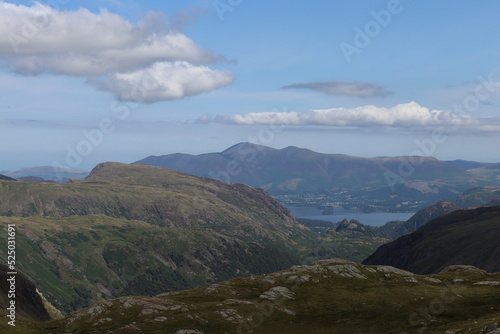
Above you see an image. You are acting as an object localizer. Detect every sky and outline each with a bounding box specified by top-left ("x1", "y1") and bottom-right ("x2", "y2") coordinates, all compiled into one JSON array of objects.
[{"x1": 1, "y1": 0, "x2": 500, "y2": 171}]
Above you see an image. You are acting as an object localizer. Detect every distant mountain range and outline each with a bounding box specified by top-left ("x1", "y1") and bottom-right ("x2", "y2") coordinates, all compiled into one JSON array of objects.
[
  {"x1": 0, "y1": 166, "x2": 89, "y2": 182},
  {"x1": 135, "y1": 142, "x2": 479, "y2": 192},
  {"x1": 363, "y1": 205, "x2": 500, "y2": 274},
  {"x1": 134, "y1": 142, "x2": 500, "y2": 210}
]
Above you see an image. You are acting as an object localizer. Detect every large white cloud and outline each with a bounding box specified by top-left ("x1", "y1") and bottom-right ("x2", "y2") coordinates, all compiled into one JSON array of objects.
[
  {"x1": 199, "y1": 102, "x2": 500, "y2": 132},
  {"x1": 0, "y1": 2, "x2": 232, "y2": 102},
  {"x1": 93, "y1": 61, "x2": 233, "y2": 103}
]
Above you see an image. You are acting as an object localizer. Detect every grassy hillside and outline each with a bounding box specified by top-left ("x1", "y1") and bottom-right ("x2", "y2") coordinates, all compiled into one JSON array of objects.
[
  {"x1": 0, "y1": 162, "x2": 318, "y2": 313},
  {"x1": 0, "y1": 162, "x2": 313, "y2": 247},
  {"x1": 20, "y1": 259, "x2": 500, "y2": 334},
  {"x1": 0, "y1": 215, "x2": 304, "y2": 314}
]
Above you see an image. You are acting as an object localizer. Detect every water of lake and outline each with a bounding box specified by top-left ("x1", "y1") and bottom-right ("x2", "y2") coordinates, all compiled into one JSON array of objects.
[{"x1": 287, "y1": 206, "x2": 415, "y2": 226}]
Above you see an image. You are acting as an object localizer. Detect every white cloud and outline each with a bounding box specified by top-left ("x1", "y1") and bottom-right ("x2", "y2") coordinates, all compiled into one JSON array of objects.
[
  {"x1": 200, "y1": 101, "x2": 500, "y2": 132},
  {"x1": 92, "y1": 61, "x2": 233, "y2": 103},
  {"x1": 0, "y1": 2, "x2": 231, "y2": 102}
]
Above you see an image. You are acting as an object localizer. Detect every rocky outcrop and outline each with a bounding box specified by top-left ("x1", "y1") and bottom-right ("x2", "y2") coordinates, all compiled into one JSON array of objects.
[{"x1": 34, "y1": 259, "x2": 500, "y2": 334}]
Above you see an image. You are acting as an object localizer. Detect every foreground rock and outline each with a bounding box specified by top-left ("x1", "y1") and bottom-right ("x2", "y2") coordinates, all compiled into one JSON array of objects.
[{"x1": 19, "y1": 259, "x2": 500, "y2": 334}]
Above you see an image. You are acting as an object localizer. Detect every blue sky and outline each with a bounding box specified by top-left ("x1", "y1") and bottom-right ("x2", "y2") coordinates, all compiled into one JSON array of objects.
[{"x1": 1, "y1": 0, "x2": 500, "y2": 171}]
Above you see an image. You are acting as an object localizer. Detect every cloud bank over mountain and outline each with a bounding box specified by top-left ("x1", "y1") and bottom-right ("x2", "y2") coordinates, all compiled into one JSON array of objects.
[{"x1": 199, "y1": 101, "x2": 500, "y2": 132}]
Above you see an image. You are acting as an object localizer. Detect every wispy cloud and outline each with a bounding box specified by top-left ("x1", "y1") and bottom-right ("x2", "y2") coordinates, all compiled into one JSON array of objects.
[
  {"x1": 0, "y1": 2, "x2": 232, "y2": 103},
  {"x1": 282, "y1": 81, "x2": 392, "y2": 98},
  {"x1": 198, "y1": 101, "x2": 500, "y2": 133}
]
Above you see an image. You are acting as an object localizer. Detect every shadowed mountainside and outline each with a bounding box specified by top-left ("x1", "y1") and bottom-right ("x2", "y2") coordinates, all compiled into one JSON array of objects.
[
  {"x1": 0, "y1": 264, "x2": 52, "y2": 323},
  {"x1": 363, "y1": 206, "x2": 500, "y2": 274}
]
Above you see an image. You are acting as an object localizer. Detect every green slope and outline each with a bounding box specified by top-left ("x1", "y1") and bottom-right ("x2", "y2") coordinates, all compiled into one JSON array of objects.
[
  {"x1": 0, "y1": 162, "x2": 318, "y2": 313},
  {"x1": 0, "y1": 215, "x2": 302, "y2": 313},
  {"x1": 0, "y1": 162, "x2": 313, "y2": 247}
]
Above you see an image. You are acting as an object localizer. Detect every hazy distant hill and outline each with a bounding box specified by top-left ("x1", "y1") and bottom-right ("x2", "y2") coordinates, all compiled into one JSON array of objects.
[
  {"x1": 16, "y1": 176, "x2": 56, "y2": 183},
  {"x1": 455, "y1": 186, "x2": 500, "y2": 207},
  {"x1": 0, "y1": 174, "x2": 16, "y2": 181},
  {"x1": 444, "y1": 159, "x2": 493, "y2": 170},
  {"x1": 2, "y1": 166, "x2": 89, "y2": 182},
  {"x1": 135, "y1": 143, "x2": 479, "y2": 195},
  {"x1": 363, "y1": 206, "x2": 500, "y2": 274}
]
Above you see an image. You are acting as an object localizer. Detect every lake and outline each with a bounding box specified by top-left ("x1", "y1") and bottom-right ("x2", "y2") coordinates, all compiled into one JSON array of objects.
[{"x1": 286, "y1": 206, "x2": 415, "y2": 226}]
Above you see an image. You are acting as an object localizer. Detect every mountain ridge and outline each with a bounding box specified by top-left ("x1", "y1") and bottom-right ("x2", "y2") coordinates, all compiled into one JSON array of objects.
[{"x1": 133, "y1": 143, "x2": 498, "y2": 211}]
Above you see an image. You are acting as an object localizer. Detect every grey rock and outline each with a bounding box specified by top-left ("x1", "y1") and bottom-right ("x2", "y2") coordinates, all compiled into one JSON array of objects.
[
  {"x1": 259, "y1": 286, "x2": 294, "y2": 301},
  {"x1": 473, "y1": 281, "x2": 500, "y2": 286}
]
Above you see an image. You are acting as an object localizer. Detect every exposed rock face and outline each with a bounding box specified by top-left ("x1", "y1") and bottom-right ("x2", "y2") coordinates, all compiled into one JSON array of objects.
[
  {"x1": 326, "y1": 263, "x2": 367, "y2": 279},
  {"x1": 336, "y1": 219, "x2": 365, "y2": 232},
  {"x1": 259, "y1": 286, "x2": 294, "y2": 301}
]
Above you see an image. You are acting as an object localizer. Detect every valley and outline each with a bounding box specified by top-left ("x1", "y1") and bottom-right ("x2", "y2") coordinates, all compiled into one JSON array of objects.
[{"x1": 3, "y1": 2, "x2": 500, "y2": 333}]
